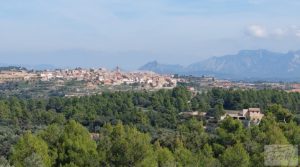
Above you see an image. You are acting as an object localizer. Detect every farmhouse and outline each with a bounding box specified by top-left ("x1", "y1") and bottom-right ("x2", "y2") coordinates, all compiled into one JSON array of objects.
[{"x1": 221, "y1": 108, "x2": 264, "y2": 124}]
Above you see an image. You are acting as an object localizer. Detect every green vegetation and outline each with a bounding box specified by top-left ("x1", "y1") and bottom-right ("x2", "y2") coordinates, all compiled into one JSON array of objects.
[
  {"x1": 0, "y1": 80, "x2": 156, "y2": 99},
  {"x1": 0, "y1": 87, "x2": 300, "y2": 166}
]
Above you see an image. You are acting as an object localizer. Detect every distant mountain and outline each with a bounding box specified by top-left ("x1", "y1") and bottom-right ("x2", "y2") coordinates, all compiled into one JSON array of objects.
[
  {"x1": 23, "y1": 64, "x2": 57, "y2": 70},
  {"x1": 0, "y1": 64, "x2": 57, "y2": 71},
  {"x1": 139, "y1": 61, "x2": 185, "y2": 74},
  {"x1": 139, "y1": 49, "x2": 300, "y2": 81}
]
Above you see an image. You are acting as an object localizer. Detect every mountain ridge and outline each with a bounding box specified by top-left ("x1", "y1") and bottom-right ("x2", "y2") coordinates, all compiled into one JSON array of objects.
[{"x1": 139, "y1": 49, "x2": 300, "y2": 81}]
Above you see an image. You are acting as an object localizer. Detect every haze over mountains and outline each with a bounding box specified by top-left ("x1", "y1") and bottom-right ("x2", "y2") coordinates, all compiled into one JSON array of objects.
[
  {"x1": 3, "y1": 49, "x2": 300, "y2": 81},
  {"x1": 139, "y1": 49, "x2": 300, "y2": 81},
  {"x1": 0, "y1": 63, "x2": 57, "y2": 71}
]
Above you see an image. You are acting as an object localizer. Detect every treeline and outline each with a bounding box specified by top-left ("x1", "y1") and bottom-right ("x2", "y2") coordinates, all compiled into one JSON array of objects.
[
  {"x1": 3, "y1": 111, "x2": 300, "y2": 167},
  {"x1": 0, "y1": 66, "x2": 26, "y2": 71},
  {"x1": 0, "y1": 87, "x2": 300, "y2": 166},
  {"x1": 2, "y1": 87, "x2": 300, "y2": 128}
]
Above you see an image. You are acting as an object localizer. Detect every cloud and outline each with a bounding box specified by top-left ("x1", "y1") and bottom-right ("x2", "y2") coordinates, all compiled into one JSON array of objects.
[
  {"x1": 273, "y1": 28, "x2": 287, "y2": 37},
  {"x1": 275, "y1": 26, "x2": 300, "y2": 38},
  {"x1": 245, "y1": 25, "x2": 300, "y2": 39},
  {"x1": 296, "y1": 31, "x2": 300, "y2": 38},
  {"x1": 291, "y1": 26, "x2": 300, "y2": 38},
  {"x1": 246, "y1": 25, "x2": 268, "y2": 38}
]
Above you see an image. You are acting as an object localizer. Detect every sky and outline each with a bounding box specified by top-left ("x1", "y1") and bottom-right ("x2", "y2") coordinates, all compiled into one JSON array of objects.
[{"x1": 0, "y1": 0, "x2": 300, "y2": 69}]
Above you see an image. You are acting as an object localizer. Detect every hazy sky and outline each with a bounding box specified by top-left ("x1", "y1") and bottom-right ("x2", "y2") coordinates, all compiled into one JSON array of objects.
[{"x1": 1, "y1": 0, "x2": 300, "y2": 69}]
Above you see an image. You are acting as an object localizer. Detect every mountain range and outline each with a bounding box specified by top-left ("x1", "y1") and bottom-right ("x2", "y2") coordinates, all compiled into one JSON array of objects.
[
  {"x1": 0, "y1": 63, "x2": 57, "y2": 70},
  {"x1": 139, "y1": 49, "x2": 300, "y2": 81}
]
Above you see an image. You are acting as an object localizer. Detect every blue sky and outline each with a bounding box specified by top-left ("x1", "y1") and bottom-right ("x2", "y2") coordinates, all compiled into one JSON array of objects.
[{"x1": 0, "y1": 0, "x2": 300, "y2": 69}]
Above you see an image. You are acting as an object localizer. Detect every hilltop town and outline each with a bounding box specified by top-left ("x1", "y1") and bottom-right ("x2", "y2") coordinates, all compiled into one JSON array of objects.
[
  {"x1": 0, "y1": 67, "x2": 177, "y2": 88},
  {"x1": 0, "y1": 67, "x2": 179, "y2": 98}
]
